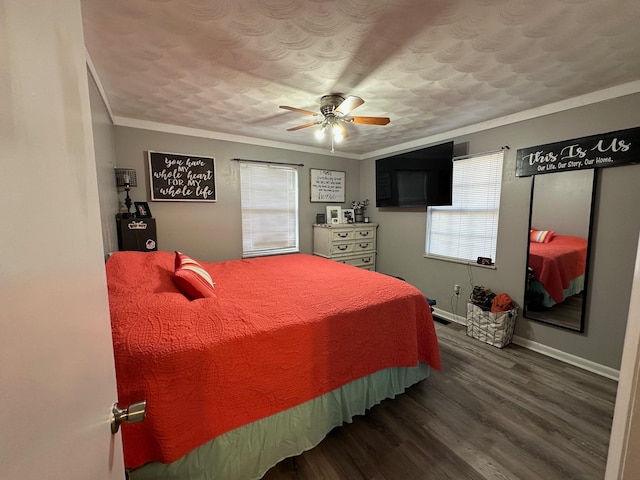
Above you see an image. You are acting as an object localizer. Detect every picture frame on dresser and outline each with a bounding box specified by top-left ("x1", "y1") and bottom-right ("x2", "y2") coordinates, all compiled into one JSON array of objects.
[
  {"x1": 342, "y1": 209, "x2": 355, "y2": 223},
  {"x1": 326, "y1": 206, "x2": 342, "y2": 224},
  {"x1": 134, "y1": 201, "x2": 152, "y2": 218}
]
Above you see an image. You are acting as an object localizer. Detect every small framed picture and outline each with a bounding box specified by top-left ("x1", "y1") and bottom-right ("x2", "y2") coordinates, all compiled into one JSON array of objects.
[
  {"x1": 316, "y1": 213, "x2": 326, "y2": 224},
  {"x1": 134, "y1": 201, "x2": 152, "y2": 218},
  {"x1": 342, "y1": 208, "x2": 355, "y2": 224},
  {"x1": 331, "y1": 217, "x2": 340, "y2": 224},
  {"x1": 326, "y1": 206, "x2": 342, "y2": 224}
]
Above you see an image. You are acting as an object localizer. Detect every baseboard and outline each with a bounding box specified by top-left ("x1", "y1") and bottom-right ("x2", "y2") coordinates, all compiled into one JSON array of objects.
[
  {"x1": 511, "y1": 335, "x2": 620, "y2": 381},
  {"x1": 433, "y1": 307, "x2": 467, "y2": 326},
  {"x1": 432, "y1": 307, "x2": 620, "y2": 381}
]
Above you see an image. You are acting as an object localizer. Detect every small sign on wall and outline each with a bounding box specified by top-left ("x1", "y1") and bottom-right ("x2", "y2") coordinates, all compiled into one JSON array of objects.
[
  {"x1": 310, "y1": 168, "x2": 345, "y2": 203},
  {"x1": 148, "y1": 151, "x2": 216, "y2": 201},
  {"x1": 515, "y1": 126, "x2": 640, "y2": 177}
]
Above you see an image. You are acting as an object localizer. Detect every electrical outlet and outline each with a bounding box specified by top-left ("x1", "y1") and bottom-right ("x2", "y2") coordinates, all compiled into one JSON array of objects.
[{"x1": 454, "y1": 284, "x2": 461, "y2": 296}]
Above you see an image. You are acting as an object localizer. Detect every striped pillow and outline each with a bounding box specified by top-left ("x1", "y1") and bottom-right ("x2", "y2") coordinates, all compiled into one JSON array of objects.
[
  {"x1": 530, "y1": 229, "x2": 555, "y2": 243},
  {"x1": 172, "y1": 251, "x2": 215, "y2": 300}
]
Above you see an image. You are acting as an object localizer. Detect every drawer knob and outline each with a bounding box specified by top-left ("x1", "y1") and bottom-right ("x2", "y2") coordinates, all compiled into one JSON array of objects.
[
  {"x1": 363, "y1": 257, "x2": 371, "y2": 263},
  {"x1": 359, "y1": 243, "x2": 369, "y2": 248},
  {"x1": 338, "y1": 233, "x2": 348, "y2": 238},
  {"x1": 359, "y1": 231, "x2": 369, "y2": 236},
  {"x1": 337, "y1": 245, "x2": 348, "y2": 250}
]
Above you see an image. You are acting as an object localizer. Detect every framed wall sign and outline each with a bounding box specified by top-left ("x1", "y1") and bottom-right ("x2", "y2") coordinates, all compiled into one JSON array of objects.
[
  {"x1": 515, "y1": 126, "x2": 640, "y2": 177},
  {"x1": 310, "y1": 169, "x2": 345, "y2": 203},
  {"x1": 148, "y1": 151, "x2": 216, "y2": 201}
]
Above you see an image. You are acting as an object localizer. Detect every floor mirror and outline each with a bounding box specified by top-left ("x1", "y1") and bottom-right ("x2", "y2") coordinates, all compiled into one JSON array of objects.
[{"x1": 523, "y1": 169, "x2": 597, "y2": 332}]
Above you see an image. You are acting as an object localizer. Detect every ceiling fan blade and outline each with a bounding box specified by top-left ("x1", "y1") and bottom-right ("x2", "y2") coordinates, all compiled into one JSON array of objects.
[
  {"x1": 349, "y1": 116, "x2": 390, "y2": 125},
  {"x1": 286, "y1": 122, "x2": 318, "y2": 131},
  {"x1": 335, "y1": 95, "x2": 364, "y2": 115},
  {"x1": 279, "y1": 105, "x2": 317, "y2": 116}
]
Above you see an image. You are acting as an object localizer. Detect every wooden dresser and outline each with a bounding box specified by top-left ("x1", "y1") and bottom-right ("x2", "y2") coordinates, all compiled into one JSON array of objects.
[{"x1": 313, "y1": 223, "x2": 378, "y2": 271}]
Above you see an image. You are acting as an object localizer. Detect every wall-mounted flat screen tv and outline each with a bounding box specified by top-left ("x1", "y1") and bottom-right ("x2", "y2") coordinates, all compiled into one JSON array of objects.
[{"x1": 375, "y1": 141, "x2": 454, "y2": 207}]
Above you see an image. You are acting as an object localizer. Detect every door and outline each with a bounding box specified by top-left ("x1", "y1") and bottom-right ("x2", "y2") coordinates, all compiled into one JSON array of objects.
[{"x1": 0, "y1": 1, "x2": 124, "y2": 478}]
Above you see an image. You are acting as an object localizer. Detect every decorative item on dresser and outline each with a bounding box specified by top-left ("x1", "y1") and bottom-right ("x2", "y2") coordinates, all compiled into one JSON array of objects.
[
  {"x1": 313, "y1": 223, "x2": 377, "y2": 271},
  {"x1": 114, "y1": 167, "x2": 137, "y2": 217}
]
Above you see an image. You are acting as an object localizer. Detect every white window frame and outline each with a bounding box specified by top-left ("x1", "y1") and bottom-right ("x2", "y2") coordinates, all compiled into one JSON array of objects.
[
  {"x1": 240, "y1": 161, "x2": 299, "y2": 257},
  {"x1": 425, "y1": 150, "x2": 504, "y2": 265}
]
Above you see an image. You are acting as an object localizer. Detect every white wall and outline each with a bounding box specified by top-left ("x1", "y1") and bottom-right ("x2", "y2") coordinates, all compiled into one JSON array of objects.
[{"x1": 0, "y1": 1, "x2": 123, "y2": 478}]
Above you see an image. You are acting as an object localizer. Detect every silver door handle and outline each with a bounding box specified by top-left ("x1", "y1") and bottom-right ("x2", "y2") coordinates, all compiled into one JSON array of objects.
[{"x1": 111, "y1": 400, "x2": 147, "y2": 434}]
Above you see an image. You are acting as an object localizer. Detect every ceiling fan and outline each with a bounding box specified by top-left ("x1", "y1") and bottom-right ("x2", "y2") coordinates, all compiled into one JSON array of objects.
[{"x1": 279, "y1": 94, "x2": 390, "y2": 149}]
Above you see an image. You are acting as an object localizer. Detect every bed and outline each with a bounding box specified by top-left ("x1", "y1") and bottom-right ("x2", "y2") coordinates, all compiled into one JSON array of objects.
[
  {"x1": 527, "y1": 234, "x2": 588, "y2": 308},
  {"x1": 106, "y1": 251, "x2": 441, "y2": 480}
]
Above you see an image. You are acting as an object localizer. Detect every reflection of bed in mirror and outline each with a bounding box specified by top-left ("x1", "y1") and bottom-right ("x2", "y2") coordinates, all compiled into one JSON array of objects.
[
  {"x1": 526, "y1": 232, "x2": 588, "y2": 309},
  {"x1": 523, "y1": 168, "x2": 596, "y2": 332}
]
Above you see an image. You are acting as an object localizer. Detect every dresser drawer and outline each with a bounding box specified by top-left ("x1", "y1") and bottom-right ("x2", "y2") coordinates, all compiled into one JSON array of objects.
[
  {"x1": 329, "y1": 242, "x2": 355, "y2": 255},
  {"x1": 354, "y1": 228, "x2": 375, "y2": 239},
  {"x1": 331, "y1": 229, "x2": 354, "y2": 241},
  {"x1": 313, "y1": 223, "x2": 378, "y2": 271},
  {"x1": 353, "y1": 240, "x2": 374, "y2": 252},
  {"x1": 341, "y1": 254, "x2": 376, "y2": 268}
]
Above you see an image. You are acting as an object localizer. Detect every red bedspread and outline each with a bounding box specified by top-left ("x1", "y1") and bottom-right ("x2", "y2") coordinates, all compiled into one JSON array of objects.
[
  {"x1": 528, "y1": 235, "x2": 587, "y2": 303},
  {"x1": 106, "y1": 251, "x2": 440, "y2": 468}
]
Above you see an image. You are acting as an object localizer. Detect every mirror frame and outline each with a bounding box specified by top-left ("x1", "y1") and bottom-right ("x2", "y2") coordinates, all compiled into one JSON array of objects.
[{"x1": 523, "y1": 169, "x2": 598, "y2": 333}]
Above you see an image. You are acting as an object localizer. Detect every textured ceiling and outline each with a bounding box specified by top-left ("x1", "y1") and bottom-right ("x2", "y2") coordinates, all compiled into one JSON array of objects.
[{"x1": 81, "y1": 0, "x2": 640, "y2": 156}]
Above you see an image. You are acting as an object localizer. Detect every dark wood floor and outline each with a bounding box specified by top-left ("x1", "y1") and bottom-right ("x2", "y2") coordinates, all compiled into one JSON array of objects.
[
  {"x1": 526, "y1": 293, "x2": 583, "y2": 330},
  {"x1": 262, "y1": 322, "x2": 618, "y2": 480}
]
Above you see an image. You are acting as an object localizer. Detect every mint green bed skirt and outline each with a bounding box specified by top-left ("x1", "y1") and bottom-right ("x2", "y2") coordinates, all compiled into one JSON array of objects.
[{"x1": 129, "y1": 362, "x2": 430, "y2": 480}]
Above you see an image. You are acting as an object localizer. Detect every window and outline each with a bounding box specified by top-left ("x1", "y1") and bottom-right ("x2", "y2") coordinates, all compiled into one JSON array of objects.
[
  {"x1": 240, "y1": 162, "x2": 299, "y2": 257},
  {"x1": 425, "y1": 150, "x2": 504, "y2": 263}
]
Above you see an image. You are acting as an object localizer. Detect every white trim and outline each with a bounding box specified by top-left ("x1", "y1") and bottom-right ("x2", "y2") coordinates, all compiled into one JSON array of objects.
[
  {"x1": 511, "y1": 335, "x2": 620, "y2": 381},
  {"x1": 433, "y1": 307, "x2": 620, "y2": 381},
  {"x1": 80, "y1": 52, "x2": 640, "y2": 161},
  {"x1": 433, "y1": 307, "x2": 467, "y2": 326},
  {"x1": 112, "y1": 116, "x2": 361, "y2": 159},
  {"x1": 364, "y1": 80, "x2": 640, "y2": 160},
  {"x1": 84, "y1": 49, "x2": 115, "y2": 124},
  {"x1": 423, "y1": 254, "x2": 497, "y2": 270}
]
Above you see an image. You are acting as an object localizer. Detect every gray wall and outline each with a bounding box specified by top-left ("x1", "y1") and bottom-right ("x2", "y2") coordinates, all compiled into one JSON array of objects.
[
  {"x1": 88, "y1": 73, "x2": 119, "y2": 256},
  {"x1": 113, "y1": 127, "x2": 359, "y2": 261},
  {"x1": 361, "y1": 93, "x2": 640, "y2": 370},
  {"x1": 96, "y1": 92, "x2": 640, "y2": 370}
]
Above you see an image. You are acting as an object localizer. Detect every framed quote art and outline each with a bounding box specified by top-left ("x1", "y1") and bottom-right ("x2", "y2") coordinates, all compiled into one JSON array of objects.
[
  {"x1": 310, "y1": 169, "x2": 345, "y2": 203},
  {"x1": 148, "y1": 151, "x2": 216, "y2": 202}
]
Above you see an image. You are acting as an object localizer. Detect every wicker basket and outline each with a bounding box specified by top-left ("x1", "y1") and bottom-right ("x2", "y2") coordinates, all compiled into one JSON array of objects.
[{"x1": 466, "y1": 301, "x2": 517, "y2": 348}]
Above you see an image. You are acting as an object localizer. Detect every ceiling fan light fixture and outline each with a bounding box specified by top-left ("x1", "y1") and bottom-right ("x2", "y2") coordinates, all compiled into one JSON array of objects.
[
  {"x1": 315, "y1": 127, "x2": 326, "y2": 140},
  {"x1": 331, "y1": 123, "x2": 344, "y2": 142},
  {"x1": 280, "y1": 94, "x2": 389, "y2": 151}
]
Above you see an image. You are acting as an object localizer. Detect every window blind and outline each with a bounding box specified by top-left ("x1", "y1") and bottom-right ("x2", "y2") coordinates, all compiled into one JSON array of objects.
[
  {"x1": 426, "y1": 150, "x2": 504, "y2": 263},
  {"x1": 240, "y1": 162, "x2": 299, "y2": 257}
]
